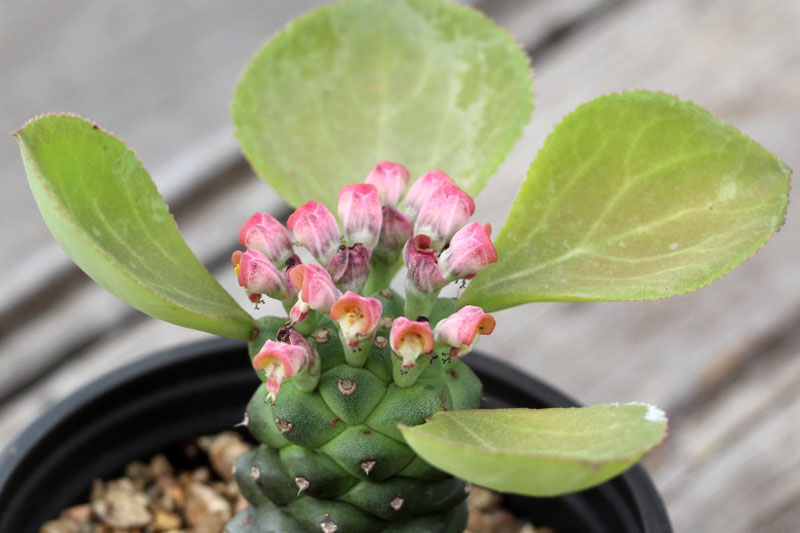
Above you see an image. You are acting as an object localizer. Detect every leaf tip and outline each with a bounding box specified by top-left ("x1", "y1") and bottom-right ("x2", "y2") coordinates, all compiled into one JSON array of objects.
[{"x1": 620, "y1": 402, "x2": 667, "y2": 423}]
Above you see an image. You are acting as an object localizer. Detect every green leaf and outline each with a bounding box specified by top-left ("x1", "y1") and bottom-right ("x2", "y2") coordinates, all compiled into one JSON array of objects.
[
  {"x1": 399, "y1": 404, "x2": 667, "y2": 496},
  {"x1": 232, "y1": 0, "x2": 533, "y2": 211},
  {"x1": 462, "y1": 91, "x2": 791, "y2": 309},
  {"x1": 15, "y1": 114, "x2": 254, "y2": 338}
]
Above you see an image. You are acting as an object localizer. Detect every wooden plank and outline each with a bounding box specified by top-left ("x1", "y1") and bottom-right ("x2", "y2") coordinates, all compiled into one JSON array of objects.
[
  {"x1": 475, "y1": 0, "x2": 800, "y2": 410},
  {"x1": 0, "y1": 1, "x2": 324, "y2": 284},
  {"x1": 643, "y1": 322, "x2": 800, "y2": 531},
  {"x1": 468, "y1": 1, "x2": 800, "y2": 530}
]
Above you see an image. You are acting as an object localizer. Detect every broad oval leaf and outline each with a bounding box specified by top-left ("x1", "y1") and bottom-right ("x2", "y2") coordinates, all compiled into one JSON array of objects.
[
  {"x1": 15, "y1": 114, "x2": 254, "y2": 338},
  {"x1": 400, "y1": 404, "x2": 667, "y2": 496},
  {"x1": 462, "y1": 91, "x2": 791, "y2": 309},
  {"x1": 233, "y1": 0, "x2": 533, "y2": 211}
]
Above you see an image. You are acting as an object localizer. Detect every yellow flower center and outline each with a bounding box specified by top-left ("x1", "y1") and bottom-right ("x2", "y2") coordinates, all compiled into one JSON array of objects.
[
  {"x1": 338, "y1": 305, "x2": 367, "y2": 339},
  {"x1": 397, "y1": 333, "x2": 425, "y2": 367}
]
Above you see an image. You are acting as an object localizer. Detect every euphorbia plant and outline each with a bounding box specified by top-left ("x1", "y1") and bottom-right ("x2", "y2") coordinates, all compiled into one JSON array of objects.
[{"x1": 14, "y1": 0, "x2": 790, "y2": 531}]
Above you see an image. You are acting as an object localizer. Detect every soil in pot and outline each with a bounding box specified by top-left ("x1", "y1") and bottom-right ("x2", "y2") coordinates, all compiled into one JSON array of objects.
[{"x1": 39, "y1": 431, "x2": 544, "y2": 533}]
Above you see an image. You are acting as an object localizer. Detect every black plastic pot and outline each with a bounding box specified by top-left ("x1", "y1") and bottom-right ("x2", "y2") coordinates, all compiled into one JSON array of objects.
[{"x1": 0, "y1": 338, "x2": 671, "y2": 532}]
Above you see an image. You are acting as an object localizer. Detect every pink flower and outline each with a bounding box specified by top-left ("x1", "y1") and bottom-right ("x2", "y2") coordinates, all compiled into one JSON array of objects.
[
  {"x1": 252, "y1": 339, "x2": 310, "y2": 401},
  {"x1": 390, "y1": 317, "x2": 434, "y2": 368},
  {"x1": 287, "y1": 264, "x2": 341, "y2": 322},
  {"x1": 365, "y1": 161, "x2": 409, "y2": 207},
  {"x1": 433, "y1": 305, "x2": 496, "y2": 359},
  {"x1": 330, "y1": 291, "x2": 383, "y2": 348},
  {"x1": 325, "y1": 243, "x2": 371, "y2": 293},
  {"x1": 238, "y1": 212, "x2": 294, "y2": 267},
  {"x1": 338, "y1": 184, "x2": 382, "y2": 249},
  {"x1": 287, "y1": 201, "x2": 340, "y2": 264},
  {"x1": 373, "y1": 206, "x2": 413, "y2": 261},
  {"x1": 414, "y1": 184, "x2": 475, "y2": 251},
  {"x1": 231, "y1": 249, "x2": 287, "y2": 302},
  {"x1": 404, "y1": 170, "x2": 456, "y2": 223},
  {"x1": 403, "y1": 235, "x2": 446, "y2": 294},
  {"x1": 438, "y1": 223, "x2": 498, "y2": 281}
]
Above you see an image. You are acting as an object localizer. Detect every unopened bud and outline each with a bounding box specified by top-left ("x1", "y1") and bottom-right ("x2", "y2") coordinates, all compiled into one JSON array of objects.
[
  {"x1": 438, "y1": 223, "x2": 498, "y2": 281},
  {"x1": 325, "y1": 244, "x2": 371, "y2": 293},
  {"x1": 287, "y1": 200, "x2": 340, "y2": 264},
  {"x1": 404, "y1": 170, "x2": 456, "y2": 223},
  {"x1": 338, "y1": 184, "x2": 382, "y2": 249},
  {"x1": 231, "y1": 249, "x2": 288, "y2": 301},
  {"x1": 414, "y1": 183, "x2": 475, "y2": 251},
  {"x1": 238, "y1": 212, "x2": 294, "y2": 267},
  {"x1": 365, "y1": 161, "x2": 409, "y2": 207}
]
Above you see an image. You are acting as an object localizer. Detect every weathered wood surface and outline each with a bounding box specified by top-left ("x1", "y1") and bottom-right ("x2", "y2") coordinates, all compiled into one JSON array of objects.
[{"x1": 1, "y1": 1, "x2": 799, "y2": 531}]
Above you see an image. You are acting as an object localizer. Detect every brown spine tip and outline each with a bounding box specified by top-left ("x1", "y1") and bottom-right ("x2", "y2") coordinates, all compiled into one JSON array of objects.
[
  {"x1": 328, "y1": 417, "x2": 340, "y2": 429},
  {"x1": 250, "y1": 466, "x2": 261, "y2": 481},
  {"x1": 295, "y1": 476, "x2": 310, "y2": 495},
  {"x1": 360, "y1": 460, "x2": 377, "y2": 476},
  {"x1": 374, "y1": 335, "x2": 389, "y2": 348},
  {"x1": 276, "y1": 418, "x2": 294, "y2": 434},
  {"x1": 312, "y1": 328, "x2": 331, "y2": 343},
  {"x1": 337, "y1": 378, "x2": 357, "y2": 396},
  {"x1": 320, "y1": 520, "x2": 339, "y2": 532},
  {"x1": 390, "y1": 496, "x2": 405, "y2": 511}
]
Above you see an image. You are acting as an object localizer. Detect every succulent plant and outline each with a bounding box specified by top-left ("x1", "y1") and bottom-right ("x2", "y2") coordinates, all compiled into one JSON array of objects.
[
  {"x1": 14, "y1": 0, "x2": 790, "y2": 531},
  {"x1": 226, "y1": 167, "x2": 490, "y2": 531}
]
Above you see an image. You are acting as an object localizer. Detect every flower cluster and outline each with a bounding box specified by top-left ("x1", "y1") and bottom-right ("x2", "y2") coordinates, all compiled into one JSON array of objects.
[{"x1": 232, "y1": 162, "x2": 498, "y2": 397}]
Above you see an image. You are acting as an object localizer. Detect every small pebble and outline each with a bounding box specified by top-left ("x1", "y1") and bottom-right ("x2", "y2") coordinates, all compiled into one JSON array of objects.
[
  {"x1": 59, "y1": 504, "x2": 92, "y2": 522},
  {"x1": 149, "y1": 454, "x2": 174, "y2": 479}
]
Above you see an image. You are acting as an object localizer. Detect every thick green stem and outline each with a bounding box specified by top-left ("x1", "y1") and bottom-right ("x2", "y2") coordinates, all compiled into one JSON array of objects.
[
  {"x1": 404, "y1": 281, "x2": 439, "y2": 319},
  {"x1": 293, "y1": 311, "x2": 320, "y2": 336},
  {"x1": 338, "y1": 330, "x2": 374, "y2": 367},
  {"x1": 363, "y1": 255, "x2": 401, "y2": 296},
  {"x1": 392, "y1": 353, "x2": 431, "y2": 387}
]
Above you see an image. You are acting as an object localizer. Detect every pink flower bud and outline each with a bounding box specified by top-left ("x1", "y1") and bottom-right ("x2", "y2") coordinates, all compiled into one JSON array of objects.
[
  {"x1": 330, "y1": 291, "x2": 383, "y2": 348},
  {"x1": 373, "y1": 206, "x2": 413, "y2": 261},
  {"x1": 338, "y1": 184, "x2": 382, "y2": 249},
  {"x1": 414, "y1": 184, "x2": 475, "y2": 251},
  {"x1": 433, "y1": 305, "x2": 496, "y2": 359},
  {"x1": 365, "y1": 161, "x2": 410, "y2": 207},
  {"x1": 438, "y1": 223, "x2": 498, "y2": 281},
  {"x1": 404, "y1": 170, "x2": 456, "y2": 223},
  {"x1": 238, "y1": 212, "x2": 294, "y2": 267},
  {"x1": 252, "y1": 339, "x2": 309, "y2": 401},
  {"x1": 287, "y1": 264, "x2": 341, "y2": 322},
  {"x1": 287, "y1": 201, "x2": 341, "y2": 264},
  {"x1": 325, "y1": 243, "x2": 371, "y2": 293},
  {"x1": 403, "y1": 235, "x2": 446, "y2": 294},
  {"x1": 231, "y1": 249, "x2": 287, "y2": 302},
  {"x1": 390, "y1": 317, "x2": 434, "y2": 368}
]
